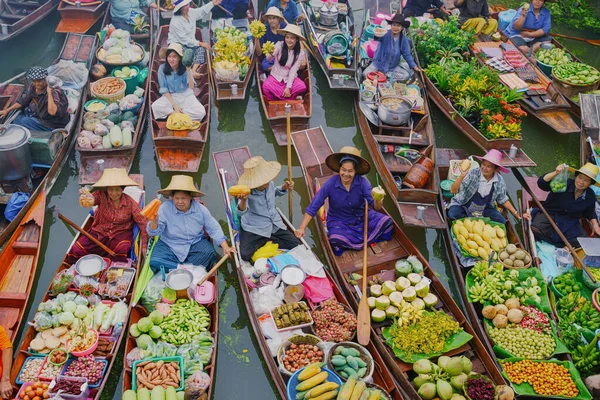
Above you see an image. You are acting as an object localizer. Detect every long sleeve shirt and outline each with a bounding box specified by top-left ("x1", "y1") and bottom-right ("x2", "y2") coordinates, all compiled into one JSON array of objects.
[
  {"x1": 267, "y1": 41, "x2": 306, "y2": 89},
  {"x1": 147, "y1": 200, "x2": 227, "y2": 263},
  {"x1": 537, "y1": 177, "x2": 596, "y2": 220},
  {"x1": 220, "y1": 0, "x2": 248, "y2": 15},
  {"x1": 260, "y1": 21, "x2": 285, "y2": 45},
  {"x1": 504, "y1": 6, "x2": 551, "y2": 37},
  {"x1": 403, "y1": 0, "x2": 443, "y2": 16},
  {"x1": 17, "y1": 86, "x2": 69, "y2": 129},
  {"x1": 168, "y1": 3, "x2": 214, "y2": 47},
  {"x1": 449, "y1": 168, "x2": 510, "y2": 208},
  {"x1": 236, "y1": 181, "x2": 287, "y2": 237},
  {"x1": 107, "y1": 0, "x2": 153, "y2": 22},
  {"x1": 266, "y1": 0, "x2": 299, "y2": 23},
  {"x1": 372, "y1": 31, "x2": 416, "y2": 72},
  {"x1": 157, "y1": 64, "x2": 189, "y2": 94},
  {"x1": 90, "y1": 190, "x2": 148, "y2": 244},
  {"x1": 454, "y1": 0, "x2": 490, "y2": 24},
  {"x1": 305, "y1": 175, "x2": 375, "y2": 221}
]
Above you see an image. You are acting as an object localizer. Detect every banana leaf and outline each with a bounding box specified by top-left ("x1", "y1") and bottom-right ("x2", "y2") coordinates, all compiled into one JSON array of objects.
[
  {"x1": 500, "y1": 358, "x2": 592, "y2": 400},
  {"x1": 133, "y1": 238, "x2": 158, "y2": 306},
  {"x1": 381, "y1": 325, "x2": 473, "y2": 364},
  {"x1": 450, "y1": 217, "x2": 507, "y2": 259}
]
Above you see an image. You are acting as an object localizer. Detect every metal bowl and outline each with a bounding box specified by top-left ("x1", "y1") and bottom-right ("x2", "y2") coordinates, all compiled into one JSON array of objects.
[
  {"x1": 280, "y1": 264, "x2": 306, "y2": 286},
  {"x1": 74, "y1": 255, "x2": 106, "y2": 277},
  {"x1": 165, "y1": 269, "x2": 193, "y2": 290}
]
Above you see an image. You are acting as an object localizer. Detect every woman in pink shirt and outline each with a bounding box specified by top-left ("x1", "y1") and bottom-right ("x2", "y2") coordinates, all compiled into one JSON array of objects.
[{"x1": 262, "y1": 24, "x2": 307, "y2": 100}]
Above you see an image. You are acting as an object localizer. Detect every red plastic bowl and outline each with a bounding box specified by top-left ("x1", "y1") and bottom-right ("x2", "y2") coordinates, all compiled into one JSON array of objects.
[
  {"x1": 67, "y1": 330, "x2": 99, "y2": 357},
  {"x1": 367, "y1": 71, "x2": 386, "y2": 84}
]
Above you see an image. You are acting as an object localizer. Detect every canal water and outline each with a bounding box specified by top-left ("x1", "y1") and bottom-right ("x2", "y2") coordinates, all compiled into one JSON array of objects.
[{"x1": 0, "y1": 2, "x2": 598, "y2": 398}]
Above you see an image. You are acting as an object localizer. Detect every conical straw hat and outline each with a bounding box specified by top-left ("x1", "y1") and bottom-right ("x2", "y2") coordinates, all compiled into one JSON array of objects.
[
  {"x1": 278, "y1": 24, "x2": 306, "y2": 42},
  {"x1": 325, "y1": 146, "x2": 371, "y2": 175},
  {"x1": 237, "y1": 157, "x2": 282, "y2": 189},
  {"x1": 158, "y1": 175, "x2": 204, "y2": 197},
  {"x1": 92, "y1": 168, "x2": 138, "y2": 188}
]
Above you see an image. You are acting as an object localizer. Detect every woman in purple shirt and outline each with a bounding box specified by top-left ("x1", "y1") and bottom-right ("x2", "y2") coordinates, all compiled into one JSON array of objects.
[
  {"x1": 295, "y1": 146, "x2": 393, "y2": 256},
  {"x1": 504, "y1": 0, "x2": 552, "y2": 57}
]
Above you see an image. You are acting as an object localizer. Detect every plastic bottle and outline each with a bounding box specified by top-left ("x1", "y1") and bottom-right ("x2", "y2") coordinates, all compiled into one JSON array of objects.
[{"x1": 112, "y1": 322, "x2": 123, "y2": 337}]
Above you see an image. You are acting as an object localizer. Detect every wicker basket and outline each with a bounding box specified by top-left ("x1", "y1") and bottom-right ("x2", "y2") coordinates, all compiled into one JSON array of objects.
[
  {"x1": 366, "y1": 383, "x2": 393, "y2": 400},
  {"x1": 91, "y1": 77, "x2": 126, "y2": 104},
  {"x1": 463, "y1": 374, "x2": 499, "y2": 400},
  {"x1": 277, "y1": 334, "x2": 325, "y2": 376},
  {"x1": 310, "y1": 301, "x2": 357, "y2": 342},
  {"x1": 498, "y1": 246, "x2": 532, "y2": 269},
  {"x1": 552, "y1": 76, "x2": 600, "y2": 98},
  {"x1": 96, "y1": 43, "x2": 145, "y2": 67},
  {"x1": 327, "y1": 342, "x2": 374, "y2": 382}
]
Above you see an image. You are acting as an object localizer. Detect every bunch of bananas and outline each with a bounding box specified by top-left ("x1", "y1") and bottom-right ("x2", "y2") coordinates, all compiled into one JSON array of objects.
[
  {"x1": 214, "y1": 26, "x2": 247, "y2": 42},
  {"x1": 468, "y1": 261, "x2": 543, "y2": 305},
  {"x1": 394, "y1": 300, "x2": 424, "y2": 327},
  {"x1": 261, "y1": 40, "x2": 275, "y2": 56},
  {"x1": 249, "y1": 20, "x2": 267, "y2": 39},
  {"x1": 213, "y1": 28, "x2": 250, "y2": 67}
]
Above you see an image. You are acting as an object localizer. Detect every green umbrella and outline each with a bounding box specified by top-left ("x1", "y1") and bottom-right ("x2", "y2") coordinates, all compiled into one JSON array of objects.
[{"x1": 133, "y1": 237, "x2": 158, "y2": 306}]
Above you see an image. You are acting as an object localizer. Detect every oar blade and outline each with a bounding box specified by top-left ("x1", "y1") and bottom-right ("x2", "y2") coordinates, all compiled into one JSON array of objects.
[{"x1": 356, "y1": 296, "x2": 371, "y2": 345}]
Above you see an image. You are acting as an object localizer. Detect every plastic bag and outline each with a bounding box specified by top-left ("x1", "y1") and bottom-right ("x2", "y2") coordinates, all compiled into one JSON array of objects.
[
  {"x1": 184, "y1": 372, "x2": 210, "y2": 400},
  {"x1": 32, "y1": 312, "x2": 54, "y2": 331},
  {"x1": 126, "y1": 347, "x2": 142, "y2": 368},
  {"x1": 141, "y1": 272, "x2": 166, "y2": 313},
  {"x1": 46, "y1": 76, "x2": 63, "y2": 89},
  {"x1": 120, "y1": 120, "x2": 134, "y2": 131},
  {"x1": 94, "y1": 123, "x2": 109, "y2": 136},
  {"x1": 47, "y1": 60, "x2": 89, "y2": 90},
  {"x1": 51, "y1": 267, "x2": 75, "y2": 295},
  {"x1": 4, "y1": 192, "x2": 30, "y2": 222},
  {"x1": 251, "y1": 241, "x2": 280, "y2": 263},
  {"x1": 214, "y1": 61, "x2": 240, "y2": 82},
  {"x1": 550, "y1": 167, "x2": 568, "y2": 193},
  {"x1": 250, "y1": 276, "x2": 284, "y2": 315}
]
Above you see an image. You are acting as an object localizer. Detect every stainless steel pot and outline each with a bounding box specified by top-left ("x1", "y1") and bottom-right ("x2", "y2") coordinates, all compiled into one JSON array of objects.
[
  {"x1": 319, "y1": 5, "x2": 339, "y2": 26},
  {"x1": 378, "y1": 96, "x2": 413, "y2": 126},
  {"x1": 0, "y1": 124, "x2": 32, "y2": 181}
]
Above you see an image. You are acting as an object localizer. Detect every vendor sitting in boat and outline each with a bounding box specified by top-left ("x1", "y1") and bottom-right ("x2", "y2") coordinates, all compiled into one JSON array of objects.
[
  {"x1": 262, "y1": 24, "x2": 308, "y2": 101},
  {"x1": 103, "y1": 0, "x2": 160, "y2": 32},
  {"x1": 0, "y1": 325, "x2": 13, "y2": 400},
  {"x1": 0, "y1": 67, "x2": 69, "y2": 132},
  {"x1": 504, "y1": 0, "x2": 552, "y2": 58},
  {"x1": 151, "y1": 43, "x2": 206, "y2": 121},
  {"x1": 294, "y1": 146, "x2": 394, "y2": 256},
  {"x1": 402, "y1": 0, "x2": 452, "y2": 20},
  {"x1": 168, "y1": 0, "x2": 221, "y2": 80},
  {"x1": 66, "y1": 168, "x2": 148, "y2": 264},
  {"x1": 259, "y1": 7, "x2": 286, "y2": 72},
  {"x1": 147, "y1": 175, "x2": 235, "y2": 271},
  {"x1": 211, "y1": 0, "x2": 248, "y2": 19},
  {"x1": 524, "y1": 163, "x2": 600, "y2": 247},
  {"x1": 232, "y1": 156, "x2": 301, "y2": 261},
  {"x1": 454, "y1": 0, "x2": 498, "y2": 35},
  {"x1": 448, "y1": 150, "x2": 521, "y2": 224},
  {"x1": 362, "y1": 14, "x2": 420, "y2": 81},
  {"x1": 266, "y1": 0, "x2": 303, "y2": 23}
]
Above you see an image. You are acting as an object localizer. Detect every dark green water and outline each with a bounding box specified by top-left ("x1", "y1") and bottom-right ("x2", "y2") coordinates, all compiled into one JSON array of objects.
[{"x1": 0, "y1": 3, "x2": 597, "y2": 398}]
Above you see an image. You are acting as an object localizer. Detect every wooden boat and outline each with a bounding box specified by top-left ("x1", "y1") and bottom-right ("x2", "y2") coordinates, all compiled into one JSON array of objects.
[
  {"x1": 56, "y1": 0, "x2": 107, "y2": 33},
  {"x1": 579, "y1": 93, "x2": 600, "y2": 169},
  {"x1": 9, "y1": 176, "x2": 145, "y2": 399},
  {"x1": 256, "y1": 45, "x2": 312, "y2": 146},
  {"x1": 208, "y1": 0, "x2": 257, "y2": 101},
  {"x1": 212, "y1": 146, "x2": 410, "y2": 399},
  {"x1": 76, "y1": 9, "x2": 155, "y2": 185},
  {"x1": 0, "y1": 191, "x2": 44, "y2": 342},
  {"x1": 149, "y1": 25, "x2": 210, "y2": 172},
  {"x1": 471, "y1": 40, "x2": 579, "y2": 135},
  {"x1": 0, "y1": 32, "x2": 96, "y2": 247},
  {"x1": 291, "y1": 127, "x2": 506, "y2": 398},
  {"x1": 297, "y1": 0, "x2": 359, "y2": 91},
  {"x1": 0, "y1": 0, "x2": 59, "y2": 41}
]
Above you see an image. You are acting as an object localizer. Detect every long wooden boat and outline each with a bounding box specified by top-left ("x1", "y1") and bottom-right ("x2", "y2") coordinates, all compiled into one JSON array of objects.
[
  {"x1": 76, "y1": 9, "x2": 155, "y2": 185},
  {"x1": 579, "y1": 93, "x2": 600, "y2": 169},
  {"x1": 0, "y1": 32, "x2": 96, "y2": 247},
  {"x1": 256, "y1": 45, "x2": 312, "y2": 146},
  {"x1": 0, "y1": 0, "x2": 59, "y2": 41},
  {"x1": 150, "y1": 25, "x2": 210, "y2": 172},
  {"x1": 212, "y1": 146, "x2": 410, "y2": 400},
  {"x1": 471, "y1": 40, "x2": 579, "y2": 135},
  {"x1": 9, "y1": 176, "x2": 145, "y2": 399},
  {"x1": 208, "y1": 0, "x2": 257, "y2": 101},
  {"x1": 0, "y1": 191, "x2": 44, "y2": 342},
  {"x1": 291, "y1": 127, "x2": 506, "y2": 398},
  {"x1": 56, "y1": 0, "x2": 107, "y2": 33},
  {"x1": 297, "y1": 0, "x2": 359, "y2": 91}
]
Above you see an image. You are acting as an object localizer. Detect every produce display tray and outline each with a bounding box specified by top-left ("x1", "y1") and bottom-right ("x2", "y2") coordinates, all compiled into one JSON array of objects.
[
  {"x1": 99, "y1": 265, "x2": 135, "y2": 299},
  {"x1": 61, "y1": 358, "x2": 108, "y2": 389},
  {"x1": 131, "y1": 356, "x2": 185, "y2": 392},
  {"x1": 16, "y1": 356, "x2": 45, "y2": 385},
  {"x1": 270, "y1": 301, "x2": 314, "y2": 332},
  {"x1": 38, "y1": 355, "x2": 68, "y2": 381}
]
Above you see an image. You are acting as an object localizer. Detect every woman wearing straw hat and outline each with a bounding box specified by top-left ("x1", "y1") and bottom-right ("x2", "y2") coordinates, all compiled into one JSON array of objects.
[
  {"x1": 66, "y1": 168, "x2": 148, "y2": 264},
  {"x1": 523, "y1": 163, "x2": 600, "y2": 247},
  {"x1": 147, "y1": 175, "x2": 235, "y2": 271},
  {"x1": 168, "y1": 0, "x2": 220, "y2": 80},
  {"x1": 294, "y1": 147, "x2": 394, "y2": 256},
  {"x1": 504, "y1": 0, "x2": 552, "y2": 59},
  {"x1": 262, "y1": 24, "x2": 308, "y2": 101},
  {"x1": 362, "y1": 14, "x2": 420, "y2": 82},
  {"x1": 259, "y1": 7, "x2": 287, "y2": 72},
  {"x1": 151, "y1": 43, "x2": 206, "y2": 121},
  {"x1": 265, "y1": 0, "x2": 303, "y2": 24},
  {"x1": 232, "y1": 156, "x2": 301, "y2": 261},
  {"x1": 449, "y1": 149, "x2": 521, "y2": 224}
]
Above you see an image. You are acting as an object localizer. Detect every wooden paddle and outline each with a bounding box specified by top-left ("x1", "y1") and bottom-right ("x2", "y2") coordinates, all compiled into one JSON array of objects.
[
  {"x1": 195, "y1": 254, "x2": 229, "y2": 289},
  {"x1": 58, "y1": 213, "x2": 116, "y2": 256},
  {"x1": 357, "y1": 200, "x2": 371, "y2": 346},
  {"x1": 550, "y1": 33, "x2": 600, "y2": 47},
  {"x1": 216, "y1": 3, "x2": 234, "y2": 17},
  {"x1": 285, "y1": 103, "x2": 293, "y2": 222}
]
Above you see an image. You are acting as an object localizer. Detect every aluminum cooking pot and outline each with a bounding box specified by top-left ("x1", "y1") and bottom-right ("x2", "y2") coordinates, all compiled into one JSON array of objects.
[{"x1": 378, "y1": 96, "x2": 414, "y2": 126}]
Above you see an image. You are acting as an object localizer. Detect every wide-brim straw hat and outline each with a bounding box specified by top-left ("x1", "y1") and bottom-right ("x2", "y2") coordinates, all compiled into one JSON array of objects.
[
  {"x1": 325, "y1": 146, "x2": 371, "y2": 175},
  {"x1": 172, "y1": 0, "x2": 191, "y2": 13},
  {"x1": 264, "y1": 6, "x2": 284, "y2": 20},
  {"x1": 475, "y1": 149, "x2": 509, "y2": 174},
  {"x1": 159, "y1": 42, "x2": 184, "y2": 60},
  {"x1": 158, "y1": 175, "x2": 204, "y2": 197},
  {"x1": 568, "y1": 162, "x2": 600, "y2": 187},
  {"x1": 386, "y1": 13, "x2": 411, "y2": 28},
  {"x1": 238, "y1": 156, "x2": 282, "y2": 189},
  {"x1": 278, "y1": 24, "x2": 306, "y2": 41},
  {"x1": 92, "y1": 168, "x2": 138, "y2": 188}
]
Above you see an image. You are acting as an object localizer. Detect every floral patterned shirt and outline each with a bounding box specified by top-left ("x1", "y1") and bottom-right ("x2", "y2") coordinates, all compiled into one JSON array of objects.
[{"x1": 448, "y1": 168, "x2": 510, "y2": 208}]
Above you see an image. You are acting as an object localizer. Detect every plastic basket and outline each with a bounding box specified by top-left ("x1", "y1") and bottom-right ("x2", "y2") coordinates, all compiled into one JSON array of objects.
[
  {"x1": 93, "y1": 336, "x2": 117, "y2": 359},
  {"x1": 326, "y1": 342, "x2": 375, "y2": 382},
  {"x1": 536, "y1": 59, "x2": 554, "y2": 78},
  {"x1": 16, "y1": 357, "x2": 45, "y2": 385},
  {"x1": 84, "y1": 99, "x2": 107, "y2": 113},
  {"x1": 38, "y1": 355, "x2": 67, "y2": 381},
  {"x1": 309, "y1": 301, "x2": 357, "y2": 342},
  {"x1": 592, "y1": 288, "x2": 600, "y2": 312},
  {"x1": 110, "y1": 66, "x2": 140, "y2": 95},
  {"x1": 67, "y1": 329, "x2": 99, "y2": 357},
  {"x1": 286, "y1": 367, "x2": 342, "y2": 400},
  {"x1": 276, "y1": 334, "x2": 325, "y2": 376},
  {"x1": 62, "y1": 357, "x2": 108, "y2": 388},
  {"x1": 48, "y1": 375, "x2": 89, "y2": 400},
  {"x1": 132, "y1": 356, "x2": 185, "y2": 392},
  {"x1": 91, "y1": 77, "x2": 126, "y2": 104}
]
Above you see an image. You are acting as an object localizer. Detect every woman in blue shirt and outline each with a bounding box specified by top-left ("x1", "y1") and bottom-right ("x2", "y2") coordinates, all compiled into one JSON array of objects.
[
  {"x1": 151, "y1": 43, "x2": 206, "y2": 121},
  {"x1": 362, "y1": 14, "x2": 420, "y2": 81},
  {"x1": 294, "y1": 146, "x2": 393, "y2": 256},
  {"x1": 504, "y1": 0, "x2": 552, "y2": 57},
  {"x1": 266, "y1": 0, "x2": 302, "y2": 24},
  {"x1": 233, "y1": 156, "x2": 301, "y2": 261},
  {"x1": 524, "y1": 163, "x2": 600, "y2": 247},
  {"x1": 147, "y1": 175, "x2": 235, "y2": 271},
  {"x1": 259, "y1": 7, "x2": 286, "y2": 72},
  {"x1": 104, "y1": 0, "x2": 159, "y2": 32}
]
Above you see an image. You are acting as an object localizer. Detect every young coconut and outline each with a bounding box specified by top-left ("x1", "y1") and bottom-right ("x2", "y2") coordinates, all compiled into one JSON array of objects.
[
  {"x1": 450, "y1": 373, "x2": 468, "y2": 390},
  {"x1": 385, "y1": 305, "x2": 399, "y2": 318},
  {"x1": 382, "y1": 280, "x2": 396, "y2": 296},
  {"x1": 395, "y1": 276, "x2": 411, "y2": 291},
  {"x1": 411, "y1": 298, "x2": 426, "y2": 311},
  {"x1": 415, "y1": 281, "x2": 430, "y2": 297},
  {"x1": 481, "y1": 305, "x2": 497, "y2": 320},
  {"x1": 495, "y1": 304, "x2": 509, "y2": 316},
  {"x1": 408, "y1": 273, "x2": 422, "y2": 285},
  {"x1": 436, "y1": 379, "x2": 454, "y2": 400},
  {"x1": 371, "y1": 308, "x2": 386, "y2": 323},
  {"x1": 423, "y1": 293, "x2": 438, "y2": 308},
  {"x1": 389, "y1": 291, "x2": 403, "y2": 307},
  {"x1": 375, "y1": 295, "x2": 390, "y2": 310},
  {"x1": 402, "y1": 287, "x2": 417, "y2": 302},
  {"x1": 370, "y1": 284, "x2": 383, "y2": 297},
  {"x1": 507, "y1": 308, "x2": 524, "y2": 324},
  {"x1": 493, "y1": 314, "x2": 509, "y2": 328},
  {"x1": 451, "y1": 395, "x2": 467, "y2": 400},
  {"x1": 414, "y1": 375, "x2": 432, "y2": 389},
  {"x1": 367, "y1": 297, "x2": 377, "y2": 309},
  {"x1": 505, "y1": 298, "x2": 520, "y2": 310},
  {"x1": 498, "y1": 385, "x2": 515, "y2": 400}
]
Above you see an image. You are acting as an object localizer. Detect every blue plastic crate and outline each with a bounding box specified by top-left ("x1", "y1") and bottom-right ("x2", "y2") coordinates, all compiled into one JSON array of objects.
[
  {"x1": 16, "y1": 357, "x2": 45, "y2": 385},
  {"x1": 62, "y1": 358, "x2": 108, "y2": 388}
]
